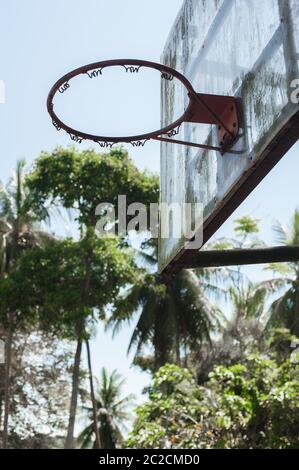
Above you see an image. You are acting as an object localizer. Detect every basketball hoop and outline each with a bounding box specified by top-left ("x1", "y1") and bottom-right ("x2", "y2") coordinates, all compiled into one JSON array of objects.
[{"x1": 47, "y1": 59, "x2": 240, "y2": 154}]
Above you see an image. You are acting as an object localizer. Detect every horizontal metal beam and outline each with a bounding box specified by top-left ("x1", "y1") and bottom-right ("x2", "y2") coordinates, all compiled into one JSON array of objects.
[{"x1": 179, "y1": 246, "x2": 299, "y2": 269}]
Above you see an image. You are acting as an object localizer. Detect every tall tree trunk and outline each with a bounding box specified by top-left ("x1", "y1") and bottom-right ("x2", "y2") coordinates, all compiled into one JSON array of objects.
[
  {"x1": 65, "y1": 233, "x2": 94, "y2": 449},
  {"x1": 0, "y1": 327, "x2": 5, "y2": 430},
  {"x1": 183, "y1": 341, "x2": 188, "y2": 368},
  {"x1": 175, "y1": 330, "x2": 181, "y2": 366},
  {"x1": 65, "y1": 332, "x2": 83, "y2": 449},
  {"x1": 153, "y1": 319, "x2": 169, "y2": 371},
  {"x1": 85, "y1": 339, "x2": 101, "y2": 449},
  {"x1": 80, "y1": 235, "x2": 101, "y2": 446},
  {"x1": 2, "y1": 318, "x2": 13, "y2": 449}
]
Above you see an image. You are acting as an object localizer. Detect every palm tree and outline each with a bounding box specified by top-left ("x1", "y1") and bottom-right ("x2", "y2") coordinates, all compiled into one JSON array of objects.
[
  {"x1": 224, "y1": 282, "x2": 269, "y2": 346},
  {"x1": 265, "y1": 209, "x2": 299, "y2": 336},
  {"x1": 0, "y1": 160, "x2": 54, "y2": 271},
  {"x1": 190, "y1": 274, "x2": 272, "y2": 384},
  {"x1": 0, "y1": 160, "x2": 54, "y2": 448},
  {"x1": 196, "y1": 213, "x2": 298, "y2": 379},
  {"x1": 229, "y1": 281, "x2": 270, "y2": 323},
  {"x1": 212, "y1": 215, "x2": 270, "y2": 333},
  {"x1": 188, "y1": 216, "x2": 271, "y2": 381},
  {"x1": 108, "y1": 239, "x2": 224, "y2": 370},
  {"x1": 78, "y1": 368, "x2": 135, "y2": 449}
]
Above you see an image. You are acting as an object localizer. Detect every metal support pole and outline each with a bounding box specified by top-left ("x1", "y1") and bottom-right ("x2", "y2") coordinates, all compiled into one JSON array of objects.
[{"x1": 179, "y1": 246, "x2": 299, "y2": 269}]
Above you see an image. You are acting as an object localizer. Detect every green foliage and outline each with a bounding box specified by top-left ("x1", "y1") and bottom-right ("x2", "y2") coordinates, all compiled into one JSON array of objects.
[
  {"x1": 0, "y1": 159, "x2": 54, "y2": 276},
  {"x1": 265, "y1": 209, "x2": 299, "y2": 336},
  {"x1": 229, "y1": 281, "x2": 271, "y2": 321},
  {"x1": 1, "y1": 145, "x2": 298, "y2": 450},
  {"x1": 234, "y1": 216, "x2": 260, "y2": 237},
  {"x1": 230, "y1": 215, "x2": 264, "y2": 250},
  {"x1": 25, "y1": 147, "x2": 159, "y2": 228},
  {"x1": 127, "y1": 354, "x2": 299, "y2": 449},
  {"x1": 0, "y1": 235, "x2": 134, "y2": 338},
  {"x1": 17, "y1": 146, "x2": 158, "y2": 449},
  {"x1": 272, "y1": 209, "x2": 299, "y2": 246},
  {"x1": 109, "y1": 269, "x2": 173, "y2": 367},
  {"x1": 108, "y1": 240, "x2": 222, "y2": 370},
  {"x1": 126, "y1": 364, "x2": 201, "y2": 449},
  {"x1": 0, "y1": 159, "x2": 31, "y2": 224},
  {"x1": 267, "y1": 328, "x2": 299, "y2": 363}
]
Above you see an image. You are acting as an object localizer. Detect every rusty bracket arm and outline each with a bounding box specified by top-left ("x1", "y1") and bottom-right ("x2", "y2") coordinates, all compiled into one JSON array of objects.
[{"x1": 155, "y1": 93, "x2": 240, "y2": 154}]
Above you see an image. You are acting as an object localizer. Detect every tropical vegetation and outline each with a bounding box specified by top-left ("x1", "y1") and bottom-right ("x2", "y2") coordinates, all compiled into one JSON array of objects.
[{"x1": 0, "y1": 147, "x2": 298, "y2": 449}]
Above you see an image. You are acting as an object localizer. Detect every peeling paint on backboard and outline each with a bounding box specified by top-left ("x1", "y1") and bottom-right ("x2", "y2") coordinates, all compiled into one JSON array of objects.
[{"x1": 159, "y1": 0, "x2": 299, "y2": 273}]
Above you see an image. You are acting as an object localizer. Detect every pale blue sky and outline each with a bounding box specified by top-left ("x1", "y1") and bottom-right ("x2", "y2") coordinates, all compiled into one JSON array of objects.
[{"x1": 1, "y1": 0, "x2": 299, "y2": 408}]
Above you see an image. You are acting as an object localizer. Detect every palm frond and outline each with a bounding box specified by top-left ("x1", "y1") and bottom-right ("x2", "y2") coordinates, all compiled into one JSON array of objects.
[
  {"x1": 272, "y1": 220, "x2": 289, "y2": 245},
  {"x1": 127, "y1": 292, "x2": 158, "y2": 355},
  {"x1": 290, "y1": 208, "x2": 299, "y2": 245},
  {"x1": 266, "y1": 285, "x2": 299, "y2": 336},
  {"x1": 80, "y1": 368, "x2": 135, "y2": 449}
]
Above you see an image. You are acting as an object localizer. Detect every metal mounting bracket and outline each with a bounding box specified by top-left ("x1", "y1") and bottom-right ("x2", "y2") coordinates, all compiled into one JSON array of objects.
[
  {"x1": 187, "y1": 93, "x2": 240, "y2": 153},
  {"x1": 155, "y1": 93, "x2": 240, "y2": 154}
]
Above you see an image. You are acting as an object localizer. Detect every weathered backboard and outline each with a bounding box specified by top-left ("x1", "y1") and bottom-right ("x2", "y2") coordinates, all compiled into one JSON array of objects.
[{"x1": 159, "y1": 0, "x2": 299, "y2": 274}]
